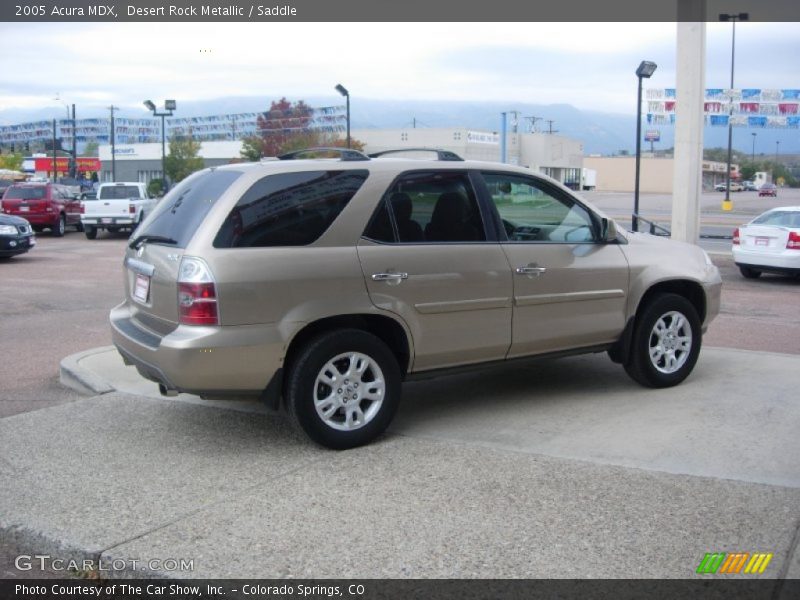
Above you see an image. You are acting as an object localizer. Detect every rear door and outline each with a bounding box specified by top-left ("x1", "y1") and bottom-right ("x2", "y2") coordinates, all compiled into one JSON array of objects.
[
  {"x1": 357, "y1": 170, "x2": 513, "y2": 371},
  {"x1": 476, "y1": 171, "x2": 629, "y2": 358}
]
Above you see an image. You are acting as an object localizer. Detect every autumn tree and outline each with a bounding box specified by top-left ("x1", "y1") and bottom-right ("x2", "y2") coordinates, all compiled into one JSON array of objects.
[{"x1": 240, "y1": 98, "x2": 362, "y2": 160}]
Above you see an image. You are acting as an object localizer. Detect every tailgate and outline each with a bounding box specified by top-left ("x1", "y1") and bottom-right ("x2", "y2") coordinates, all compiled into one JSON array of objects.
[
  {"x1": 125, "y1": 244, "x2": 183, "y2": 335},
  {"x1": 84, "y1": 199, "x2": 133, "y2": 218}
]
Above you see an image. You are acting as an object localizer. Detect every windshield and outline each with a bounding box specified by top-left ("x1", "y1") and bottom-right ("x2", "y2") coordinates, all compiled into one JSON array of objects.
[
  {"x1": 4, "y1": 187, "x2": 46, "y2": 200},
  {"x1": 132, "y1": 169, "x2": 243, "y2": 248},
  {"x1": 99, "y1": 185, "x2": 142, "y2": 199}
]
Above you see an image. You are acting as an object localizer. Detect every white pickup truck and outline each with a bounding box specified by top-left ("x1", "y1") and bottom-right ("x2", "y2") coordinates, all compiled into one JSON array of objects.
[{"x1": 81, "y1": 182, "x2": 156, "y2": 239}]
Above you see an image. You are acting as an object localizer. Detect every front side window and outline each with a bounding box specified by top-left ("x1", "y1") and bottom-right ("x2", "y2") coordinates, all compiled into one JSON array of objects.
[
  {"x1": 481, "y1": 172, "x2": 597, "y2": 243},
  {"x1": 364, "y1": 171, "x2": 485, "y2": 243},
  {"x1": 214, "y1": 170, "x2": 368, "y2": 248}
]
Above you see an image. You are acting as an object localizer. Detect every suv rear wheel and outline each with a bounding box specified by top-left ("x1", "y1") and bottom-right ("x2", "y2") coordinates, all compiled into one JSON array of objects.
[
  {"x1": 624, "y1": 293, "x2": 701, "y2": 388},
  {"x1": 286, "y1": 329, "x2": 401, "y2": 449},
  {"x1": 52, "y1": 214, "x2": 66, "y2": 237}
]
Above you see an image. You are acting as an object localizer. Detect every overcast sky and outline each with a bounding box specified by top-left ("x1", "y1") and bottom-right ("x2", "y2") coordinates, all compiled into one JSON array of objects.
[{"x1": 0, "y1": 22, "x2": 797, "y2": 118}]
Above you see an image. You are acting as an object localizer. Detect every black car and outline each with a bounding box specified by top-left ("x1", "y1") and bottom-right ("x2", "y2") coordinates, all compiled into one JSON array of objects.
[{"x1": 0, "y1": 213, "x2": 36, "y2": 258}]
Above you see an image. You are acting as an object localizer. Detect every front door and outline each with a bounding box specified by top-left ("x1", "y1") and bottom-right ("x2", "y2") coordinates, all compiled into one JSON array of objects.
[{"x1": 477, "y1": 171, "x2": 630, "y2": 358}]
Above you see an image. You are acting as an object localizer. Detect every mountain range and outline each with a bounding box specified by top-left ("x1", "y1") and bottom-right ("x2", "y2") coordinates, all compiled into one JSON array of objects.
[{"x1": 1, "y1": 96, "x2": 796, "y2": 156}]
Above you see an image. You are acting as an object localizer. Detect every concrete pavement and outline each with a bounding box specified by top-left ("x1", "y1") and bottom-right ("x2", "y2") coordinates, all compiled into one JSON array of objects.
[{"x1": 0, "y1": 344, "x2": 797, "y2": 579}]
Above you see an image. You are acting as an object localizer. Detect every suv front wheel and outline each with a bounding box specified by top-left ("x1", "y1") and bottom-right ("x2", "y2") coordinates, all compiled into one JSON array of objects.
[
  {"x1": 286, "y1": 329, "x2": 401, "y2": 449},
  {"x1": 624, "y1": 293, "x2": 701, "y2": 388}
]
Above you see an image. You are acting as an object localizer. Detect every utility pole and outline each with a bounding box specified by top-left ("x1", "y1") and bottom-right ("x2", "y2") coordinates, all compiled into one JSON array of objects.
[
  {"x1": 545, "y1": 120, "x2": 558, "y2": 134},
  {"x1": 108, "y1": 105, "x2": 118, "y2": 182},
  {"x1": 70, "y1": 104, "x2": 76, "y2": 179},
  {"x1": 52, "y1": 119, "x2": 57, "y2": 183},
  {"x1": 524, "y1": 116, "x2": 542, "y2": 133}
]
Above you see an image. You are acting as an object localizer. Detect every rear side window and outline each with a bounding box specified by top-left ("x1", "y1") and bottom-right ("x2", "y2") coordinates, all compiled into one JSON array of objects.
[
  {"x1": 214, "y1": 170, "x2": 368, "y2": 248},
  {"x1": 134, "y1": 169, "x2": 243, "y2": 249},
  {"x1": 753, "y1": 211, "x2": 800, "y2": 228},
  {"x1": 5, "y1": 187, "x2": 46, "y2": 200},
  {"x1": 99, "y1": 185, "x2": 142, "y2": 199}
]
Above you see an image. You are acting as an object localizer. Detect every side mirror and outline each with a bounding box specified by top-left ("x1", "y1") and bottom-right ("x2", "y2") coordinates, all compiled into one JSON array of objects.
[{"x1": 600, "y1": 218, "x2": 618, "y2": 243}]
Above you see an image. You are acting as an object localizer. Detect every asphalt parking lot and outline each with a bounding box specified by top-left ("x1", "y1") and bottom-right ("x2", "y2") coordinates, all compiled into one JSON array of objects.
[{"x1": 0, "y1": 206, "x2": 798, "y2": 583}]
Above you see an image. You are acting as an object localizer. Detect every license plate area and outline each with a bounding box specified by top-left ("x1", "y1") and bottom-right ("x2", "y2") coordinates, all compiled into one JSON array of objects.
[
  {"x1": 101, "y1": 218, "x2": 113, "y2": 224},
  {"x1": 133, "y1": 273, "x2": 150, "y2": 303},
  {"x1": 754, "y1": 237, "x2": 770, "y2": 247}
]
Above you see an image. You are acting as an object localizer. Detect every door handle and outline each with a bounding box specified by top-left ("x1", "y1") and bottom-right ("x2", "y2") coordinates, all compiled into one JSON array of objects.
[
  {"x1": 371, "y1": 272, "x2": 408, "y2": 283},
  {"x1": 515, "y1": 266, "x2": 547, "y2": 276}
]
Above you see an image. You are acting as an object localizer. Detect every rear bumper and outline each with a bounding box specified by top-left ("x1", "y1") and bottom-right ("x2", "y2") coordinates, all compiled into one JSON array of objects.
[
  {"x1": 733, "y1": 247, "x2": 800, "y2": 272},
  {"x1": 82, "y1": 217, "x2": 135, "y2": 227},
  {"x1": 701, "y1": 267, "x2": 723, "y2": 330},
  {"x1": 110, "y1": 302, "x2": 287, "y2": 395},
  {"x1": 5, "y1": 213, "x2": 57, "y2": 226}
]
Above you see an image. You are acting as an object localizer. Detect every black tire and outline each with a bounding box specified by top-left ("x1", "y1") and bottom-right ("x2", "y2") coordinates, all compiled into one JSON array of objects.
[
  {"x1": 739, "y1": 265, "x2": 761, "y2": 279},
  {"x1": 75, "y1": 220, "x2": 84, "y2": 232},
  {"x1": 84, "y1": 226, "x2": 98, "y2": 240},
  {"x1": 624, "y1": 293, "x2": 702, "y2": 388},
  {"x1": 51, "y1": 214, "x2": 65, "y2": 237},
  {"x1": 286, "y1": 329, "x2": 401, "y2": 449}
]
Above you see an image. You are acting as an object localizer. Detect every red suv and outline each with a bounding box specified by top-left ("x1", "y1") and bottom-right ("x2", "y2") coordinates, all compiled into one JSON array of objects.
[{"x1": 1, "y1": 183, "x2": 82, "y2": 236}]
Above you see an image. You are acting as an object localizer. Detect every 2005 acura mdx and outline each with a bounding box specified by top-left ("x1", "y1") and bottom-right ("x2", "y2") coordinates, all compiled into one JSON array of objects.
[{"x1": 110, "y1": 148, "x2": 722, "y2": 449}]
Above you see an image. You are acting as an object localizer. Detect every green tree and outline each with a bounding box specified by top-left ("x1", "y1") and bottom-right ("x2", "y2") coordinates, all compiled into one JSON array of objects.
[
  {"x1": 164, "y1": 136, "x2": 204, "y2": 184},
  {"x1": 82, "y1": 141, "x2": 99, "y2": 157},
  {"x1": 240, "y1": 136, "x2": 264, "y2": 161},
  {"x1": 147, "y1": 178, "x2": 165, "y2": 197},
  {"x1": 0, "y1": 152, "x2": 23, "y2": 171}
]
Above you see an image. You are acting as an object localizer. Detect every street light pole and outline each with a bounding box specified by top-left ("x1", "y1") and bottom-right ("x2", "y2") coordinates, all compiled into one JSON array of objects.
[
  {"x1": 144, "y1": 99, "x2": 176, "y2": 191},
  {"x1": 633, "y1": 60, "x2": 657, "y2": 232},
  {"x1": 335, "y1": 84, "x2": 350, "y2": 148},
  {"x1": 775, "y1": 140, "x2": 780, "y2": 181},
  {"x1": 719, "y1": 12, "x2": 748, "y2": 212},
  {"x1": 751, "y1": 132, "x2": 756, "y2": 162}
]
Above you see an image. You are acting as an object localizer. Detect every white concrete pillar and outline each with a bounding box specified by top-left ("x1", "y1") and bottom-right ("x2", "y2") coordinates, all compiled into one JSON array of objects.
[{"x1": 671, "y1": 21, "x2": 706, "y2": 244}]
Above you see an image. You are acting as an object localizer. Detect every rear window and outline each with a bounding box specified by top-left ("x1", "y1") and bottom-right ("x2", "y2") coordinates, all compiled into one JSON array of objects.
[
  {"x1": 98, "y1": 185, "x2": 143, "y2": 199},
  {"x1": 752, "y1": 211, "x2": 800, "y2": 228},
  {"x1": 214, "y1": 170, "x2": 369, "y2": 248},
  {"x1": 134, "y1": 169, "x2": 243, "y2": 249},
  {"x1": 4, "y1": 186, "x2": 46, "y2": 200}
]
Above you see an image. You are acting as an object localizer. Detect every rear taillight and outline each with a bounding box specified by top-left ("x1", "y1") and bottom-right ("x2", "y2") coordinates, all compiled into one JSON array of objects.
[
  {"x1": 787, "y1": 231, "x2": 800, "y2": 250},
  {"x1": 79, "y1": 204, "x2": 85, "y2": 214},
  {"x1": 732, "y1": 228, "x2": 740, "y2": 245},
  {"x1": 129, "y1": 204, "x2": 136, "y2": 214},
  {"x1": 177, "y1": 257, "x2": 218, "y2": 326}
]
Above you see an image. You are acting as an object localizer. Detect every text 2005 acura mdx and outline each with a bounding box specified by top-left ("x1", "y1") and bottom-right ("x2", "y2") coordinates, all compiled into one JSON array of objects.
[{"x1": 111, "y1": 148, "x2": 722, "y2": 449}]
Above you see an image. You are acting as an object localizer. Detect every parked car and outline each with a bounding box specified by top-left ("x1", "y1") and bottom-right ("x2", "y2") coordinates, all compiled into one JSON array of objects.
[
  {"x1": 732, "y1": 206, "x2": 800, "y2": 278},
  {"x1": 81, "y1": 182, "x2": 155, "y2": 239},
  {"x1": 1, "y1": 182, "x2": 82, "y2": 236},
  {"x1": 0, "y1": 213, "x2": 36, "y2": 258},
  {"x1": 758, "y1": 183, "x2": 778, "y2": 197},
  {"x1": 714, "y1": 181, "x2": 743, "y2": 192},
  {"x1": 742, "y1": 180, "x2": 757, "y2": 191},
  {"x1": 110, "y1": 148, "x2": 722, "y2": 449}
]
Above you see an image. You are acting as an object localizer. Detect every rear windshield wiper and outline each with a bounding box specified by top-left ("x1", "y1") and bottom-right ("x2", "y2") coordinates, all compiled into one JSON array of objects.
[{"x1": 129, "y1": 235, "x2": 178, "y2": 250}]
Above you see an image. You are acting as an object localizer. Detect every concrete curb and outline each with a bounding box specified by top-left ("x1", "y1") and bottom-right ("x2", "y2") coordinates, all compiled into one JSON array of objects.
[{"x1": 59, "y1": 346, "x2": 116, "y2": 396}]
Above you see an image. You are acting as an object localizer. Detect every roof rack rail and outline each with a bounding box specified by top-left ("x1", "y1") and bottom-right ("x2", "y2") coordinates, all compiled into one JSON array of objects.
[
  {"x1": 368, "y1": 148, "x2": 464, "y2": 161},
  {"x1": 277, "y1": 147, "x2": 370, "y2": 161}
]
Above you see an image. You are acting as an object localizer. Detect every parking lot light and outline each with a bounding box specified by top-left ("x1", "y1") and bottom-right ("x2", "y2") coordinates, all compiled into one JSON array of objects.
[
  {"x1": 633, "y1": 61, "x2": 657, "y2": 232},
  {"x1": 335, "y1": 84, "x2": 350, "y2": 149}
]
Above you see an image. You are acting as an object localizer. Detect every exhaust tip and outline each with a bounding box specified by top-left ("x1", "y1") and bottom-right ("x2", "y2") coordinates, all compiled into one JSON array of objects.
[{"x1": 158, "y1": 383, "x2": 178, "y2": 397}]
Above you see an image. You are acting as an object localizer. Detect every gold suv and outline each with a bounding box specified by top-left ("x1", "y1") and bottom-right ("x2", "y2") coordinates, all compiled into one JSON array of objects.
[{"x1": 110, "y1": 148, "x2": 722, "y2": 449}]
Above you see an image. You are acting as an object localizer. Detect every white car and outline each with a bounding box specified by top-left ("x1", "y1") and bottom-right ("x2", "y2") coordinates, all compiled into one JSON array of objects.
[{"x1": 732, "y1": 206, "x2": 800, "y2": 278}]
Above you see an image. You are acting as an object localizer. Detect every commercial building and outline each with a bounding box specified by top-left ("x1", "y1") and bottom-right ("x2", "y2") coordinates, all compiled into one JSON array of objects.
[
  {"x1": 98, "y1": 141, "x2": 241, "y2": 184},
  {"x1": 583, "y1": 156, "x2": 740, "y2": 193}
]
